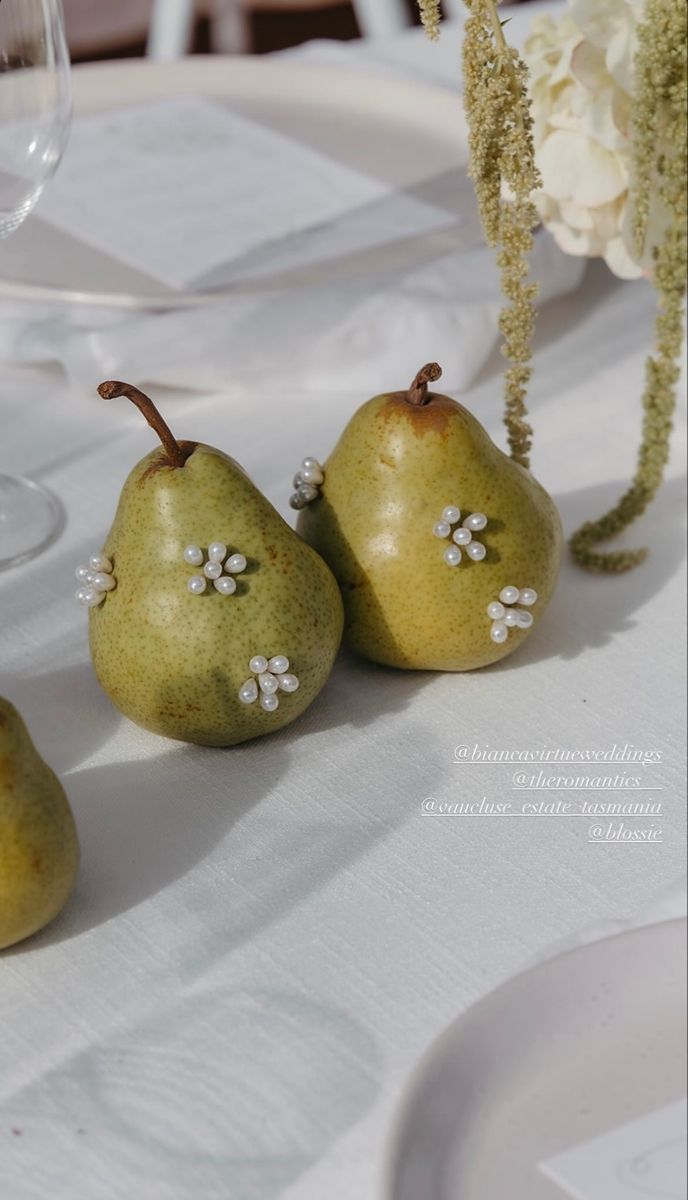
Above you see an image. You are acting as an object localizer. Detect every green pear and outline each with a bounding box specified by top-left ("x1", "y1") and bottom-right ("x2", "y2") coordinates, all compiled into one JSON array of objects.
[
  {"x1": 83, "y1": 382, "x2": 343, "y2": 746},
  {"x1": 297, "y1": 365, "x2": 562, "y2": 670},
  {"x1": 0, "y1": 698, "x2": 80, "y2": 951}
]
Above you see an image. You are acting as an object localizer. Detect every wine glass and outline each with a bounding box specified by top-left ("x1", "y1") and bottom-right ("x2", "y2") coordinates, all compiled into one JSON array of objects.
[{"x1": 0, "y1": 0, "x2": 72, "y2": 570}]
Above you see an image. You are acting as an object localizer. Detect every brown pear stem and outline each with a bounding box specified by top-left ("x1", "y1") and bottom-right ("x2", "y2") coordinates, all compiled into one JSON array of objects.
[
  {"x1": 97, "y1": 380, "x2": 189, "y2": 467},
  {"x1": 407, "y1": 363, "x2": 442, "y2": 406}
]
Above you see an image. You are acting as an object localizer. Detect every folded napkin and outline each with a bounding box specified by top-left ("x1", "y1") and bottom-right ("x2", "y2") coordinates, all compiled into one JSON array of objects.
[
  {"x1": 0, "y1": 225, "x2": 584, "y2": 396},
  {"x1": 0, "y1": 60, "x2": 585, "y2": 396}
]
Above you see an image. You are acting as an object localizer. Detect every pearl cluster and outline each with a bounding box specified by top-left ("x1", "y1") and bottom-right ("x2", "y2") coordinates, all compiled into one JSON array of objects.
[
  {"x1": 433, "y1": 506, "x2": 488, "y2": 566},
  {"x1": 487, "y1": 585, "x2": 538, "y2": 644},
  {"x1": 75, "y1": 554, "x2": 116, "y2": 607},
  {"x1": 290, "y1": 458, "x2": 324, "y2": 510},
  {"x1": 238, "y1": 655, "x2": 300, "y2": 713},
  {"x1": 184, "y1": 542, "x2": 247, "y2": 596}
]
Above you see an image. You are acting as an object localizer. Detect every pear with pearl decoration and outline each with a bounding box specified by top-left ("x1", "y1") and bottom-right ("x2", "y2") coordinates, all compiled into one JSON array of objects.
[
  {"x1": 296, "y1": 363, "x2": 562, "y2": 670},
  {"x1": 82, "y1": 381, "x2": 343, "y2": 746}
]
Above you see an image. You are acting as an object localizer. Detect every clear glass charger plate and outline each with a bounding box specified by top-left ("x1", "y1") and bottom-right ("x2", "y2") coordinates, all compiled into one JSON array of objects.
[
  {"x1": 0, "y1": 56, "x2": 471, "y2": 312},
  {"x1": 385, "y1": 919, "x2": 687, "y2": 1200}
]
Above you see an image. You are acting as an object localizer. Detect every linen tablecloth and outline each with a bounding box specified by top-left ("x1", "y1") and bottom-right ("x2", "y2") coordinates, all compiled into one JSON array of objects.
[{"x1": 1, "y1": 14, "x2": 686, "y2": 1200}]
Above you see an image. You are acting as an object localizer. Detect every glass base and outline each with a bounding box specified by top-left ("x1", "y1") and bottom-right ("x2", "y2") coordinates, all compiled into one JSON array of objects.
[{"x1": 0, "y1": 473, "x2": 63, "y2": 570}]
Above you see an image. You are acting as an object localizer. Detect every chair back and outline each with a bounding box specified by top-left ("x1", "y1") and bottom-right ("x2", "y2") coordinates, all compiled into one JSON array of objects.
[
  {"x1": 148, "y1": 0, "x2": 196, "y2": 59},
  {"x1": 71, "y1": 0, "x2": 454, "y2": 62},
  {"x1": 353, "y1": 0, "x2": 410, "y2": 38}
]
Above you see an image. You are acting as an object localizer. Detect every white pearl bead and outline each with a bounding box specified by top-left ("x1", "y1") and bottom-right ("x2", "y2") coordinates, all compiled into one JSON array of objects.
[
  {"x1": 188, "y1": 576, "x2": 207, "y2": 595},
  {"x1": 249, "y1": 655, "x2": 268, "y2": 675},
  {"x1": 91, "y1": 571, "x2": 116, "y2": 592},
  {"x1": 517, "y1": 609, "x2": 534, "y2": 629},
  {"x1": 278, "y1": 673, "x2": 300, "y2": 693},
  {"x1": 226, "y1": 553, "x2": 247, "y2": 574},
  {"x1": 268, "y1": 655, "x2": 289, "y2": 675},
  {"x1": 76, "y1": 587, "x2": 105, "y2": 607},
  {"x1": 433, "y1": 521, "x2": 451, "y2": 539},
  {"x1": 184, "y1": 545, "x2": 204, "y2": 567},
  {"x1": 503, "y1": 608, "x2": 520, "y2": 627},
  {"x1": 453, "y1": 528, "x2": 472, "y2": 547},
  {"x1": 214, "y1": 576, "x2": 237, "y2": 595},
  {"x1": 499, "y1": 585, "x2": 520, "y2": 605},
  {"x1": 260, "y1": 693, "x2": 280, "y2": 713},
  {"x1": 466, "y1": 541, "x2": 486, "y2": 561},
  {"x1": 207, "y1": 541, "x2": 227, "y2": 563},
  {"x1": 297, "y1": 483, "x2": 318, "y2": 503},
  {"x1": 464, "y1": 513, "x2": 487, "y2": 532},
  {"x1": 89, "y1": 554, "x2": 112, "y2": 574},
  {"x1": 293, "y1": 472, "x2": 303, "y2": 489},
  {"x1": 519, "y1": 588, "x2": 538, "y2": 606},
  {"x1": 238, "y1": 679, "x2": 258, "y2": 705},
  {"x1": 289, "y1": 494, "x2": 306, "y2": 510},
  {"x1": 444, "y1": 546, "x2": 462, "y2": 567},
  {"x1": 301, "y1": 466, "x2": 324, "y2": 486},
  {"x1": 259, "y1": 672, "x2": 280, "y2": 695},
  {"x1": 491, "y1": 621, "x2": 508, "y2": 644},
  {"x1": 302, "y1": 457, "x2": 322, "y2": 471},
  {"x1": 487, "y1": 601, "x2": 505, "y2": 620},
  {"x1": 75, "y1": 565, "x2": 88, "y2": 583},
  {"x1": 442, "y1": 506, "x2": 460, "y2": 525},
  {"x1": 204, "y1": 560, "x2": 223, "y2": 580}
]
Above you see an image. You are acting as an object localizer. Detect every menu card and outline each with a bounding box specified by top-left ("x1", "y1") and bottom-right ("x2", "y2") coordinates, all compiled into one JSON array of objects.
[{"x1": 33, "y1": 96, "x2": 455, "y2": 291}]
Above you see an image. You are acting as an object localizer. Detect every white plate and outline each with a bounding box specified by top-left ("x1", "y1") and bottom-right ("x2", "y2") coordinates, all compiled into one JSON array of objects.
[
  {"x1": 0, "y1": 56, "x2": 468, "y2": 310},
  {"x1": 385, "y1": 919, "x2": 687, "y2": 1200}
]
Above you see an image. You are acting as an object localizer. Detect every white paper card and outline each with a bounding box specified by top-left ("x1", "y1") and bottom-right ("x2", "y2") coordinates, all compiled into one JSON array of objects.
[
  {"x1": 32, "y1": 96, "x2": 454, "y2": 291},
  {"x1": 540, "y1": 1100, "x2": 687, "y2": 1200}
]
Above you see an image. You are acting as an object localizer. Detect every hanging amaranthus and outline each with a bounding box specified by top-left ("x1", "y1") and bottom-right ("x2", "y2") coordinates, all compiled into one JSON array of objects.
[
  {"x1": 570, "y1": 0, "x2": 687, "y2": 572},
  {"x1": 418, "y1": 0, "x2": 441, "y2": 41},
  {"x1": 419, "y1": 0, "x2": 541, "y2": 470},
  {"x1": 420, "y1": 0, "x2": 687, "y2": 572}
]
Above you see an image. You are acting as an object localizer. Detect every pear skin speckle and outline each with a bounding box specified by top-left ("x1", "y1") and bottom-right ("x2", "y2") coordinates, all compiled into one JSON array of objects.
[
  {"x1": 0, "y1": 699, "x2": 80, "y2": 951},
  {"x1": 298, "y1": 391, "x2": 562, "y2": 671},
  {"x1": 88, "y1": 444, "x2": 343, "y2": 746}
]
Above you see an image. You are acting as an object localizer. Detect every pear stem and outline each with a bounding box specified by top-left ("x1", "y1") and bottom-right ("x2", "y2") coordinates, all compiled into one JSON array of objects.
[
  {"x1": 97, "y1": 381, "x2": 188, "y2": 467},
  {"x1": 407, "y1": 363, "x2": 443, "y2": 406}
]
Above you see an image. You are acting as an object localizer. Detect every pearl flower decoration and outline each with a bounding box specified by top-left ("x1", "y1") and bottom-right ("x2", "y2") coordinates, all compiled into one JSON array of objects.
[
  {"x1": 75, "y1": 554, "x2": 116, "y2": 608},
  {"x1": 487, "y1": 586, "x2": 538, "y2": 644},
  {"x1": 290, "y1": 458, "x2": 324, "y2": 511},
  {"x1": 433, "y1": 505, "x2": 488, "y2": 566},
  {"x1": 184, "y1": 542, "x2": 247, "y2": 596},
  {"x1": 238, "y1": 655, "x2": 300, "y2": 713}
]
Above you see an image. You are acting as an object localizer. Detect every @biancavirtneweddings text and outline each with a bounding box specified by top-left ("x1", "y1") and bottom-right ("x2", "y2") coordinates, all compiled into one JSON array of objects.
[{"x1": 420, "y1": 743, "x2": 669, "y2": 843}]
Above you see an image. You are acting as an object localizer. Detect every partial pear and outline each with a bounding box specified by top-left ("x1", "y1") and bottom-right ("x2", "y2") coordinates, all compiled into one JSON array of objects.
[
  {"x1": 297, "y1": 365, "x2": 562, "y2": 670},
  {"x1": 0, "y1": 698, "x2": 80, "y2": 950},
  {"x1": 85, "y1": 383, "x2": 343, "y2": 746}
]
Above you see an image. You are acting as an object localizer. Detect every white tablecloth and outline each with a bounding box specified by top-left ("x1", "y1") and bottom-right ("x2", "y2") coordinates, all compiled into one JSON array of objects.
[{"x1": 1, "y1": 15, "x2": 686, "y2": 1200}]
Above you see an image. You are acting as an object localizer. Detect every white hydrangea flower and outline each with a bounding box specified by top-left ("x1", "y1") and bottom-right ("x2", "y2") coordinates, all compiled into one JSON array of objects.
[{"x1": 524, "y1": 0, "x2": 660, "y2": 280}]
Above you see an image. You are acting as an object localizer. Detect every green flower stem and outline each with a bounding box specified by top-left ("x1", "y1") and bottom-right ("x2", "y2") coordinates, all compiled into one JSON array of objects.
[
  {"x1": 418, "y1": 0, "x2": 540, "y2": 470},
  {"x1": 571, "y1": 0, "x2": 687, "y2": 572},
  {"x1": 462, "y1": 0, "x2": 540, "y2": 470}
]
